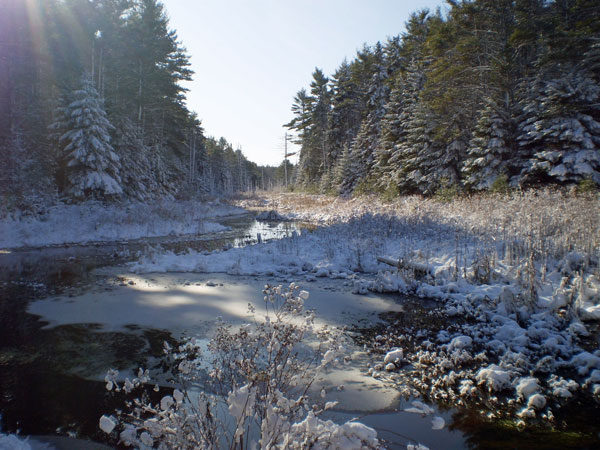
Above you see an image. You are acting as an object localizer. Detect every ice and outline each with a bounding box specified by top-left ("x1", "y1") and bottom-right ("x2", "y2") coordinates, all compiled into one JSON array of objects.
[
  {"x1": 431, "y1": 416, "x2": 445, "y2": 430},
  {"x1": 99, "y1": 415, "x2": 116, "y2": 434}
]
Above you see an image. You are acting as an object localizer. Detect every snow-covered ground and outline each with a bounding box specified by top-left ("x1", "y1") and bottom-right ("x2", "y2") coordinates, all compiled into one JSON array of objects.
[
  {"x1": 0, "y1": 200, "x2": 245, "y2": 249},
  {"x1": 129, "y1": 190, "x2": 600, "y2": 428}
]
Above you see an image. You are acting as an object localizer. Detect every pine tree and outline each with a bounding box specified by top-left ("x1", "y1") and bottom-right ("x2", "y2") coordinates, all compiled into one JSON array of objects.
[
  {"x1": 114, "y1": 118, "x2": 155, "y2": 201},
  {"x1": 519, "y1": 68, "x2": 600, "y2": 185},
  {"x1": 52, "y1": 74, "x2": 122, "y2": 199},
  {"x1": 372, "y1": 73, "x2": 406, "y2": 190},
  {"x1": 332, "y1": 144, "x2": 352, "y2": 194},
  {"x1": 327, "y1": 60, "x2": 362, "y2": 176},
  {"x1": 463, "y1": 96, "x2": 518, "y2": 189},
  {"x1": 344, "y1": 43, "x2": 389, "y2": 192},
  {"x1": 393, "y1": 100, "x2": 439, "y2": 194}
]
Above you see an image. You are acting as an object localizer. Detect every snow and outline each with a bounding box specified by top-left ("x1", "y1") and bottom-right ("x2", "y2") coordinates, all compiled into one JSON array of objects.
[
  {"x1": 516, "y1": 377, "x2": 540, "y2": 400},
  {"x1": 476, "y1": 365, "x2": 512, "y2": 392},
  {"x1": 99, "y1": 415, "x2": 117, "y2": 434},
  {"x1": 0, "y1": 434, "x2": 34, "y2": 450},
  {"x1": 16, "y1": 191, "x2": 600, "y2": 439},
  {"x1": 0, "y1": 200, "x2": 243, "y2": 248},
  {"x1": 227, "y1": 384, "x2": 257, "y2": 424},
  {"x1": 404, "y1": 401, "x2": 435, "y2": 416},
  {"x1": 286, "y1": 412, "x2": 379, "y2": 449},
  {"x1": 570, "y1": 351, "x2": 600, "y2": 376},
  {"x1": 0, "y1": 433, "x2": 61, "y2": 450},
  {"x1": 527, "y1": 394, "x2": 547, "y2": 410},
  {"x1": 446, "y1": 336, "x2": 472, "y2": 351},
  {"x1": 431, "y1": 416, "x2": 445, "y2": 430},
  {"x1": 383, "y1": 348, "x2": 403, "y2": 364}
]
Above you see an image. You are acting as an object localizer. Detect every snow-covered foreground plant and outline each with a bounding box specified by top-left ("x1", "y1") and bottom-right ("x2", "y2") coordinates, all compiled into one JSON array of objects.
[{"x1": 100, "y1": 284, "x2": 381, "y2": 449}]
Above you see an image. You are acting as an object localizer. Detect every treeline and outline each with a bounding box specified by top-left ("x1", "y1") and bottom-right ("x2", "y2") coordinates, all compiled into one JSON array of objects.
[
  {"x1": 0, "y1": 0, "x2": 281, "y2": 210},
  {"x1": 286, "y1": 0, "x2": 600, "y2": 196}
]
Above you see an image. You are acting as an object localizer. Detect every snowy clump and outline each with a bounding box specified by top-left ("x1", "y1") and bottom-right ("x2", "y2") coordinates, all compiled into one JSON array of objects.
[
  {"x1": 446, "y1": 336, "x2": 472, "y2": 352},
  {"x1": 99, "y1": 415, "x2": 117, "y2": 434},
  {"x1": 383, "y1": 348, "x2": 403, "y2": 364},
  {"x1": 548, "y1": 375, "x2": 579, "y2": 399},
  {"x1": 431, "y1": 416, "x2": 445, "y2": 430},
  {"x1": 515, "y1": 377, "x2": 540, "y2": 401},
  {"x1": 0, "y1": 433, "x2": 33, "y2": 450},
  {"x1": 570, "y1": 351, "x2": 600, "y2": 376},
  {"x1": 407, "y1": 445, "x2": 430, "y2": 450},
  {"x1": 527, "y1": 394, "x2": 547, "y2": 410},
  {"x1": 404, "y1": 400, "x2": 435, "y2": 415},
  {"x1": 284, "y1": 412, "x2": 379, "y2": 449},
  {"x1": 476, "y1": 365, "x2": 512, "y2": 392}
]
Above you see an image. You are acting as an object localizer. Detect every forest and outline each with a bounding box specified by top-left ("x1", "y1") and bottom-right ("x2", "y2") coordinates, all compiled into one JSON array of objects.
[
  {"x1": 285, "y1": 0, "x2": 600, "y2": 196},
  {"x1": 0, "y1": 0, "x2": 286, "y2": 212}
]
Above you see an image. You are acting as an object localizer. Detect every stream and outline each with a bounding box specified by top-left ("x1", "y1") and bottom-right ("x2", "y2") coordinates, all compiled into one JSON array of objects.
[{"x1": 0, "y1": 213, "x2": 596, "y2": 449}]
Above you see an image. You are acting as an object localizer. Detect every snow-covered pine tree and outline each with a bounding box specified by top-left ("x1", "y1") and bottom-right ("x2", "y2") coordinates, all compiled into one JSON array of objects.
[
  {"x1": 390, "y1": 96, "x2": 443, "y2": 195},
  {"x1": 113, "y1": 118, "x2": 155, "y2": 201},
  {"x1": 332, "y1": 143, "x2": 352, "y2": 194},
  {"x1": 385, "y1": 59, "x2": 432, "y2": 194},
  {"x1": 326, "y1": 60, "x2": 362, "y2": 180},
  {"x1": 372, "y1": 73, "x2": 406, "y2": 191},
  {"x1": 343, "y1": 43, "x2": 389, "y2": 193},
  {"x1": 519, "y1": 68, "x2": 600, "y2": 185},
  {"x1": 53, "y1": 74, "x2": 122, "y2": 199},
  {"x1": 463, "y1": 95, "x2": 518, "y2": 190}
]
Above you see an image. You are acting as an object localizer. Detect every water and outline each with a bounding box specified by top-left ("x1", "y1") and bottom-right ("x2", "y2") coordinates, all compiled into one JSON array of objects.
[{"x1": 0, "y1": 213, "x2": 310, "y2": 446}]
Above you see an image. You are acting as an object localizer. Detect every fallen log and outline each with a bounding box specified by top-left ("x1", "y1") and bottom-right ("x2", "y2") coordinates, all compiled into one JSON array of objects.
[{"x1": 376, "y1": 256, "x2": 431, "y2": 278}]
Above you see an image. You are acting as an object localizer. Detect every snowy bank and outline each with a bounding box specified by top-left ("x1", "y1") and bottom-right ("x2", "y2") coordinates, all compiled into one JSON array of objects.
[{"x1": 0, "y1": 200, "x2": 245, "y2": 249}]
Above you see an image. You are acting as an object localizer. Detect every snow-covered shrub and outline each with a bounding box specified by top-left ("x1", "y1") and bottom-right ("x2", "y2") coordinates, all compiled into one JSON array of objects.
[{"x1": 100, "y1": 284, "x2": 380, "y2": 449}]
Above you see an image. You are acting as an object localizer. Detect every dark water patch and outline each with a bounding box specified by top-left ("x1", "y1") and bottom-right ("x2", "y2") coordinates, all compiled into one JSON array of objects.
[
  {"x1": 452, "y1": 408, "x2": 599, "y2": 449},
  {"x1": 0, "y1": 324, "x2": 178, "y2": 440}
]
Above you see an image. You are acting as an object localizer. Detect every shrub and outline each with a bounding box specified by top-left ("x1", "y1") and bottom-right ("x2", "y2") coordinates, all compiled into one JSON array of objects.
[
  {"x1": 434, "y1": 180, "x2": 461, "y2": 203},
  {"x1": 577, "y1": 177, "x2": 597, "y2": 195},
  {"x1": 100, "y1": 284, "x2": 381, "y2": 449}
]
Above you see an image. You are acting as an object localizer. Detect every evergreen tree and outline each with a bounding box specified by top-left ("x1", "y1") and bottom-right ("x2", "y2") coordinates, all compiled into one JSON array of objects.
[
  {"x1": 519, "y1": 68, "x2": 600, "y2": 184},
  {"x1": 327, "y1": 60, "x2": 362, "y2": 175},
  {"x1": 114, "y1": 118, "x2": 155, "y2": 201},
  {"x1": 52, "y1": 75, "x2": 122, "y2": 198},
  {"x1": 463, "y1": 96, "x2": 518, "y2": 189},
  {"x1": 343, "y1": 43, "x2": 389, "y2": 192}
]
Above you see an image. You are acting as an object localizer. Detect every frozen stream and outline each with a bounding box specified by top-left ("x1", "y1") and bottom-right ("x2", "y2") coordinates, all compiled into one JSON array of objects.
[
  {"x1": 0, "y1": 213, "x2": 467, "y2": 449},
  {"x1": 19, "y1": 271, "x2": 467, "y2": 449}
]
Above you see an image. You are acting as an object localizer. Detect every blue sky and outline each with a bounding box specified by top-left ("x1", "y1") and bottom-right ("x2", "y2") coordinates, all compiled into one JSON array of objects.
[{"x1": 162, "y1": 0, "x2": 446, "y2": 166}]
